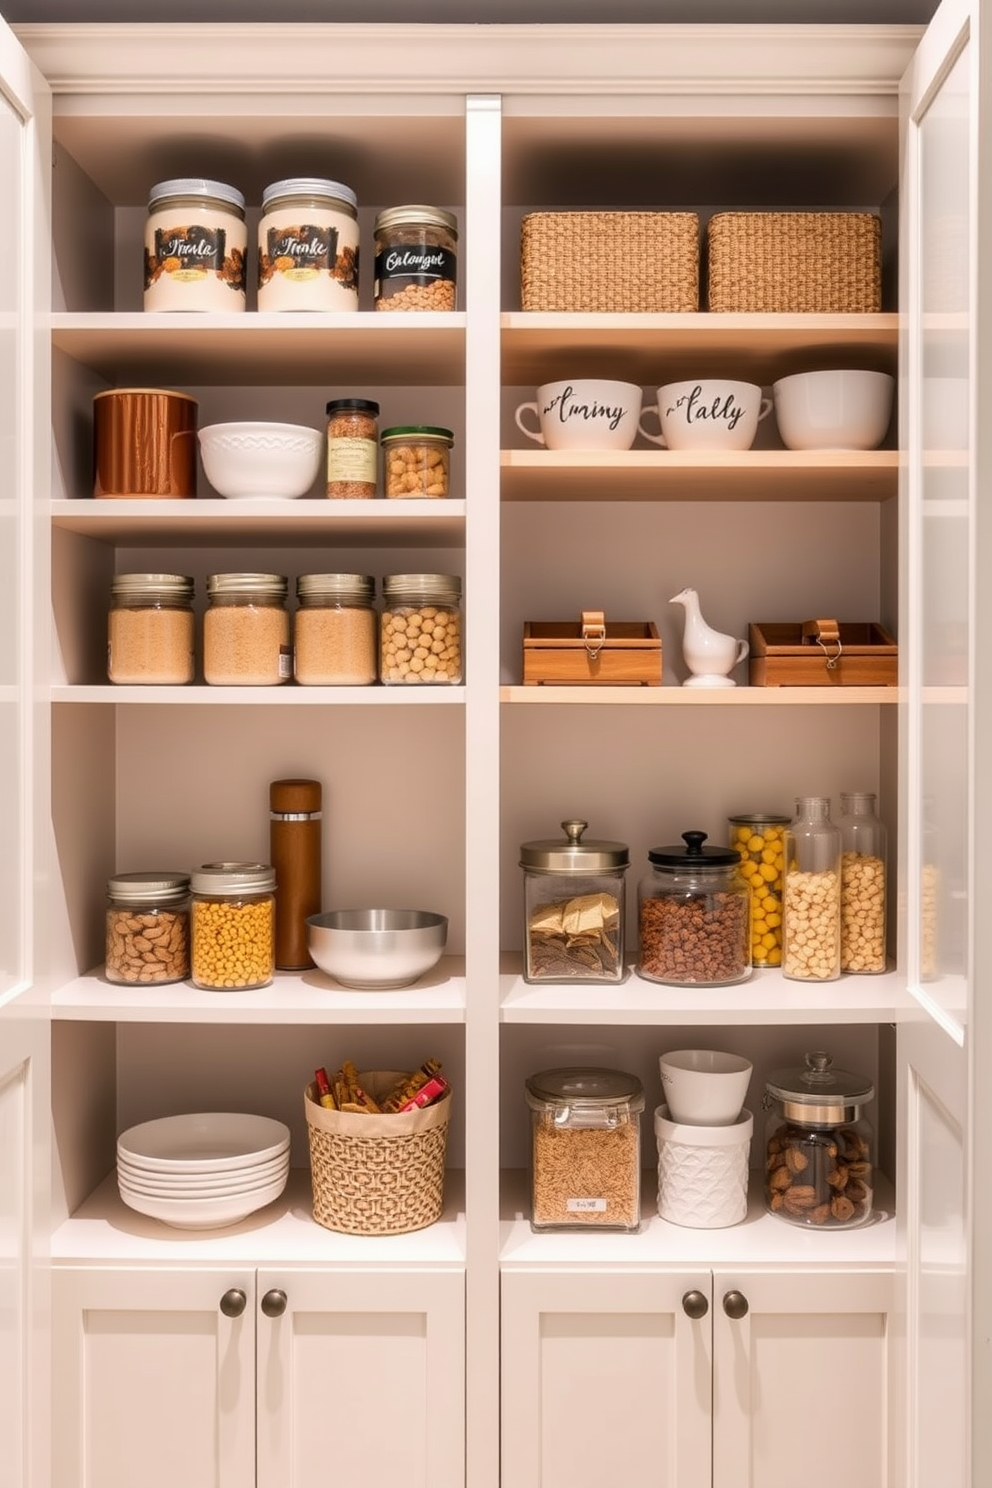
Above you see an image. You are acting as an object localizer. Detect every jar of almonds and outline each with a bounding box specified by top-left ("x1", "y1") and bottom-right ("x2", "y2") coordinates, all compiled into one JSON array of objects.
[
  {"x1": 380, "y1": 573, "x2": 462, "y2": 684},
  {"x1": 764, "y1": 1051, "x2": 874, "y2": 1228},
  {"x1": 105, "y1": 871, "x2": 191, "y2": 985}
]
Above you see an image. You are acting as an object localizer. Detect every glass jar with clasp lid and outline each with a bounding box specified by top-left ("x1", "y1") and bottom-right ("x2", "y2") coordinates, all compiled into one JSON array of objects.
[
  {"x1": 520, "y1": 819, "x2": 628, "y2": 984},
  {"x1": 526, "y1": 1067, "x2": 644, "y2": 1233}
]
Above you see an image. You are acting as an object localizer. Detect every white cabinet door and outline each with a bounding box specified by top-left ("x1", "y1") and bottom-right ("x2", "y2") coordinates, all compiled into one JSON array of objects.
[
  {"x1": 712, "y1": 1268, "x2": 892, "y2": 1488},
  {"x1": 52, "y1": 1266, "x2": 256, "y2": 1488},
  {"x1": 501, "y1": 1269, "x2": 712, "y2": 1488},
  {"x1": 255, "y1": 1267, "x2": 465, "y2": 1488}
]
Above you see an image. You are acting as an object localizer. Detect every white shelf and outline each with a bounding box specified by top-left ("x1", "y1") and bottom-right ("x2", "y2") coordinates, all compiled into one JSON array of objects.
[
  {"x1": 52, "y1": 684, "x2": 466, "y2": 705},
  {"x1": 53, "y1": 959, "x2": 467, "y2": 1024},
  {"x1": 53, "y1": 1168, "x2": 466, "y2": 1266}
]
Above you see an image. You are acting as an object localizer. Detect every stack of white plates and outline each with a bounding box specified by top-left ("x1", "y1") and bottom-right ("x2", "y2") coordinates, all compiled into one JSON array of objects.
[{"x1": 116, "y1": 1112, "x2": 291, "y2": 1229}]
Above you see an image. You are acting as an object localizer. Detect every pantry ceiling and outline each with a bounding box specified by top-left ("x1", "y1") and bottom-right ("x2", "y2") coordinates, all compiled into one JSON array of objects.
[{"x1": 1, "y1": 0, "x2": 940, "y2": 21}]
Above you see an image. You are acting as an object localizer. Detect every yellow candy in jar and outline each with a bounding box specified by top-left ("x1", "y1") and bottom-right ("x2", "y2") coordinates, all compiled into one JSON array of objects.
[{"x1": 729, "y1": 814, "x2": 790, "y2": 967}]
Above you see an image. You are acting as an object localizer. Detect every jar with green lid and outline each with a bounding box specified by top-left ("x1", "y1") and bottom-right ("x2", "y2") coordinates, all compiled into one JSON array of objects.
[
  {"x1": 520, "y1": 819, "x2": 628, "y2": 984},
  {"x1": 638, "y1": 830, "x2": 751, "y2": 986},
  {"x1": 108, "y1": 573, "x2": 195, "y2": 685},
  {"x1": 258, "y1": 177, "x2": 359, "y2": 311},
  {"x1": 105, "y1": 871, "x2": 190, "y2": 985},
  {"x1": 190, "y1": 862, "x2": 276, "y2": 991},
  {"x1": 326, "y1": 398, "x2": 380, "y2": 498},
  {"x1": 144, "y1": 178, "x2": 246, "y2": 312},
  {"x1": 294, "y1": 573, "x2": 377, "y2": 685},
  {"x1": 526, "y1": 1067, "x2": 644, "y2": 1233},
  {"x1": 373, "y1": 205, "x2": 457, "y2": 311},
  {"x1": 203, "y1": 573, "x2": 290, "y2": 686},
  {"x1": 764, "y1": 1051, "x2": 874, "y2": 1228},
  {"x1": 380, "y1": 573, "x2": 462, "y2": 683},
  {"x1": 382, "y1": 425, "x2": 453, "y2": 498}
]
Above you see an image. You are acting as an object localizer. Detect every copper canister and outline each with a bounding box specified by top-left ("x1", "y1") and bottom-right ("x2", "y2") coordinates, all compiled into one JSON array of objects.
[{"x1": 93, "y1": 387, "x2": 198, "y2": 498}]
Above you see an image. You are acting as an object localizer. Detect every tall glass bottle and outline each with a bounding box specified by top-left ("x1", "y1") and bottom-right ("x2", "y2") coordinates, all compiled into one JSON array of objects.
[
  {"x1": 782, "y1": 796, "x2": 841, "y2": 982},
  {"x1": 837, "y1": 791, "x2": 887, "y2": 974}
]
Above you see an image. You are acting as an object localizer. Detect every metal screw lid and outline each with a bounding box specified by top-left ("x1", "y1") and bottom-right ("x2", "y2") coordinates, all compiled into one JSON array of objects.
[
  {"x1": 382, "y1": 573, "x2": 461, "y2": 604},
  {"x1": 206, "y1": 573, "x2": 288, "y2": 601},
  {"x1": 190, "y1": 862, "x2": 276, "y2": 895},
  {"x1": 107, "y1": 871, "x2": 190, "y2": 903},
  {"x1": 111, "y1": 573, "x2": 194, "y2": 600},
  {"x1": 380, "y1": 426, "x2": 454, "y2": 443},
  {"x1": 297, "y1": 573, "x2": 374, "y2": 603},
  {"x1": 262, "y1": 177, "x2": 357, "y2": 212},
  {"x1": 520, "y1": 818, "x2": 629, "y2": 873},
  {"x1": 148, "y1": 178, "x2": 245, "y2": 212},
  {"x1": 373, "y1": 204, "x2": 458, "y2": 235}
]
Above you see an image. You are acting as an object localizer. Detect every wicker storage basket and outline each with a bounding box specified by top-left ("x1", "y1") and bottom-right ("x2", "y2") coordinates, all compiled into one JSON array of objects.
[
  {"x1": 305, "y1": 1072, "x2": 451, "y2": 1236},
  {"x1": 706, "y1": 211, "x2": 882, "y2": 313},
  {"x1": 520, "y1": 211, "x2": 699, "y2": 313}
]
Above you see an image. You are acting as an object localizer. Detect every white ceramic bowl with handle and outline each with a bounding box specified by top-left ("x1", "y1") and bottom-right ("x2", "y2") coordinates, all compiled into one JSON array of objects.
[
  {"x1": 658, "y1": 1049, "x2": 753, "y2": 1126},
  {"x1": 198, "y1": 420, "x2": 324, "y2": 498}
]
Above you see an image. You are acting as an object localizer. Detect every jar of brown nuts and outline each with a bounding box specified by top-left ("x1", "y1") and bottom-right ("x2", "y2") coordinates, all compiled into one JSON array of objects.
[
  {"x1": 381, "y1": 425, "x2": 453, "y2": 498},
  {"x1": 637, "y1": 830, "x2": 751, "y2": 987},
  {"x1": 105, "y1": 871, "x2": 191, "y2": 985},
  {"x1": 373, "y1": 205, "x2": 457, "y2": 312},
  {"x1": 764, "y1": 1051, "x2": 874, "y2": 1229},
  {"x1": 380, "y1": 573, "x2": 462, "y2": 684}
]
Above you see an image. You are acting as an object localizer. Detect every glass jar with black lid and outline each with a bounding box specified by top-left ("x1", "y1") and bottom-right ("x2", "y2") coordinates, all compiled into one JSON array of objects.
[{"x1": 638, "y1": 830, "x2": 751, "y2": 986}]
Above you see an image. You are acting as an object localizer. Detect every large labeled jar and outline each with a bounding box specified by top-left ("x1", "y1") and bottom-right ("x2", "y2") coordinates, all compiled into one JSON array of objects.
[
  {"x1": 638, "y1": 830, "x2": 751, "y2": 986},
  {"x1": 326, "y1": 398, "x2": 380, "y2": 498},
  {"x1": 520, "y1": 819, "x2": 628, "y2": 984},
  {"x1": 107, "y1": 573, "x2": 195, "y2": 685},
  {"x1": 728, "y1": 812, "x2": 790, "y2": 968},
  {"x1": 190, "y1": 862, "x2": 276, "y2": 991},
  {"x1": 380, "y1": 574, "x2": 462, "y2": 683},
  {"x1": 526, "y1": 1067, "x2": 644, "y2": 1233},
  {"x1": 258, "y1": 177, "x2": 360, "y2": 311},
  {"x1": 105, "y1": 871, "x2": 190, "y2": 986},
  {"x1": 144, "y1": 178, "x2": 247, "y2": 312},
  {"x1": 764, "y1": 1051, "x2": 874, "y2": 1228},
  {"x1": 782, "y1": 796, "x2": 842, "y2": 981},
  {"x1": 294, "y1": 573, "x2": 377, "y2": 685},
  {"x1": 838, "y1": 791, "x2": 888, "y2": 973},
  {"x1": 203, "y1": 573, "x2": 291, "y2": 686},
  {"x1": 381, "y1": 425, "x2": 453, "y2": 498},
  {"x1": 373, "y1": 205, "x2": 458, "y2": 311}
]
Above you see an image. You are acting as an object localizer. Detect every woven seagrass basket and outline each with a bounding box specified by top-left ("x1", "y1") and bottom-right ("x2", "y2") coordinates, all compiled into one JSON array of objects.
[
  {"x1": 305, "y1": 1072, "x2": 451, "y2": 1236},
  {"x1": 706, "y1": 211, "x2": 882, "y2": 313},
  {"x1": 520, "y1": 210, "x2": 699, "y2": 313}
]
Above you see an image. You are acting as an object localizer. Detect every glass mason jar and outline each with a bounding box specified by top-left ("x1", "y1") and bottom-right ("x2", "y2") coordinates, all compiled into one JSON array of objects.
[
  {"x1": 144, "y1": 178, "x2": 247, "y2": 312},
  {"x1": 107, "y1": 573, "x2": 195, "y2": 685},
  {"x1": 838, "y1": 791, "x2": 888, "y2": 974},
  {"x1": 728, "y1": 813, "x2": 790, "y2": 968},
  {"x1": 190, "y1": 862, "x2": 276, "y2": 990},
  {"x1": 373, "y1": 205, "x2": 458, "y2": 311},
  {"x1": 519, "y1": 819, "x2": 629, "y2": 984},
  {"x1": 638, "y1": 830, "x2": 751, "y2": 986},
  {"x1": 764, "y1": 1051, "x2": 874, "y2": 1228},
  {"x1": 326, "y1": 398, "x2": 380, "y2": 498},
  {"x1": 257, "y1": 176, "x2": 359, "y2": 311},
  {"x1": 526, "y1": 1067, "x2": 644, "y2": 1233},
  {"x1": 203, "y1": 573, "x2": 291, "y2": 686},
  {"x1": 293, "y1": 573, "x2": 377, "y2": 685},
  {"x1": 381, "y1": 425, "x2": 453, "y2": 498},
  {"x1": 380, "y1": 573, "x2": 462, "y2": 683},
  {"x1": 782, "y1": 797, "x2": 842, "y2": 982},
  {"x1": 105, "y1": 871, "x2": 191, "y2": 985}
]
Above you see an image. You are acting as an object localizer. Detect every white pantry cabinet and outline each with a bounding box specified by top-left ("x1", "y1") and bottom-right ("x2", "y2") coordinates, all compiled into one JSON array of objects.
[{"x1": 1, "y1": 7, "x2": 990, "y2": 1487}]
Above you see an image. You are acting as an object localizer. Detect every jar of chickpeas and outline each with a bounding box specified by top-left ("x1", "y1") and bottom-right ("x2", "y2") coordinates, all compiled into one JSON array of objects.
[
  {"x1": 190, "y1": 862, "x2": 276, "y2": 990},
  {"x1": 728, "y1": 813, "x2": 789, "y2": 968},
  {"x1": 381, "y1": 425, "x2": 453, "y2": 498},
  {"x1": 782, "y1": 797, "x2": 842, "y2": 982},
  {"x1": 380, "y1": 574, "x2": 462, "y2": 684}
]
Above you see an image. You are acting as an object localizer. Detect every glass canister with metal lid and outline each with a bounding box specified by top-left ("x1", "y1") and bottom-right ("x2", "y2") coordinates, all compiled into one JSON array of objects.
[
  {"x1": 764, "y1": 1051, "x2": 874, "y2": 1228},
  {"x1": 373, "y1": 205, "x2": 458, "y2": 311},
  {"x1": 638, "y1": 830, "x2": 751, "y2": 986},
  {"x1": 526, "y1": 1067, "x2": 644, "y2": 1233},
  {"x1": 190, "y1": 862, "x2": 276, "y2": 991},
  {"x1": 520, "y1": 819, "x2": 628, "y2": 984},
  {"x1": 257, "y1": 176, "x2": 360, "y2": 311}
]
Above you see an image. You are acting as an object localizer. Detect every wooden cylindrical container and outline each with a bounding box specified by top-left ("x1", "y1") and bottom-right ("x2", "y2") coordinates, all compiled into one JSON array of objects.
[
  {"x1": 93, "y1": 387, "x2": 198, "y2": 498},
  {"x1": 269, "y1": 778, "x2": 322, "y2": 971}
]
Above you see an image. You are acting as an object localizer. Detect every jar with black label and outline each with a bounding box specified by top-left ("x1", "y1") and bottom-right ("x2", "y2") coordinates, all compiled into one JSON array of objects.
[
  {"x1": 105, "y1": 871, "x2": 191, "y2": 985},
  {"x1": 638, "y1": 830, "x2": 751, "y2": 986},
  {"x1": 526, "y1": 1067, "x2": 644, "y2": 1233},
  {"x1": 258, "y1": 177, "x2": 360, "y2": 311},
  {"x1": 764, "y1": 1051, "x2": 874, "y2": 1228},
  {"x1": 190, "y1": 862, "x2": 276, "y2": 991},
  {"x1": 373, "y1": 205, "x2": 457, "y2": 311},
  {"x1": 294, "y1": 573, "x2": 377, "y2": 685},
  {"x1": 326, "y1": 398, "x2": 380, "y2": 498},
  {"x1": 520, "y1": 819, "x2": 628, "y2": 984},
  {"x1": 380, "y1": 573, "x2": 462, "y2": 683},
  {"x1": 203, "y1": 573, "x2": 291, "y2": 686},
  {"x1": 108, "y1": 573, "x2": 195, "y2": 685},
  {"x1": 144, "y1": 178, "x2": 247, "y2": 312},
  {"x1": 381, "y1": 425, "x2": 453, "y2": 497}
]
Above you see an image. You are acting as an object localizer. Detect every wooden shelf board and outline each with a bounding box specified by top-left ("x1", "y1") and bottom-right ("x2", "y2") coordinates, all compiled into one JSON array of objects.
[
  {"x1": 501, "y1": 684, "x2": 898, "y2": 705},
  {"x1": 52, "y1": 685, "x2": 466, "y2": 705}
]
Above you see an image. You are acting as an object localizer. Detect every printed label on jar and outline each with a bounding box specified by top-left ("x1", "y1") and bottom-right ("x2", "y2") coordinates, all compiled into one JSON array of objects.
[
  {"x1": 566, "y1": 1197, "x2": 607, "y2": 1213},
  {"x1": 327, "y1": 438, "x2": 378, "y2": 484},
  {"x1": 263, "y1": 223, "x2": 337, "y2": 281},
  {"x1": 374, "y1": 244, "x2": 456, "y2": 291},
  {"x1": 279, "y1": 645, "x2": 293, "y2": 679},
  {"x1": 148, "y1": 223, "x2": 242, "y2": 289}
]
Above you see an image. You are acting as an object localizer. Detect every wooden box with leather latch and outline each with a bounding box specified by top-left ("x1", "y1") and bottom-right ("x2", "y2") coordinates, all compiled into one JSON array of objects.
[
  {"x1": 522, "y1": 610, "x2": 662, "y2": 685},
  {"x1": 748, "y1": 618, "x2": 898, "y2": 687}
]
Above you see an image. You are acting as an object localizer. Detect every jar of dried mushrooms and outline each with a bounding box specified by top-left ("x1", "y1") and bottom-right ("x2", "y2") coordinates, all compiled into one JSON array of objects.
[
  {"x1": 526, "y1": 1067, "x2": 644, "y2": 1233},
  {"x1": 519, "y1": 819, "x2": 629, "y2": 984}
]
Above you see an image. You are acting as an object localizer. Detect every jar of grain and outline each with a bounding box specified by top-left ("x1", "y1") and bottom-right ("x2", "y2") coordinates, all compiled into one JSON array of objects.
[
  {"x1": 105, "y1": 871, "x2": 191, "y2": 986},
  {"x1": 108, "y1": 573, "x2": 195, "y2": 685},
  {"x1": 294, "y1": 573, "x2": 377, "y2": 685},
  {"x1": 144, "y1": 178, "x2": 247, "y2": 312},
  {"x1": 381, "y1": 425, "x2": 453, "y2": 498},
  {"x1": 326, "y1": 398, "x2": 380, "y2": 498},
  {"x1": 203, "y1": 573, "x2": 290, "y2": 686},
  {"x1": 526, "y1": 1067, "x2": 644, "y2": 1233},
  {"x1": 257, "y1": 177, "x2": 359, "y2": 312},
  {"x1": 764, "y1": 1051, "x2": 874, "y2": 1228},
  {"x1": 782, "y1": 797, "x2": 842, "y2": 982},
  {"x1": 637, "y1": 830, "x2": 751, "y2": 987},
  {"x1": 190, "y1": 862, "x2": 276, "y2": 990},
  {"x1": 837, "y1": 791, "x2": 888, "y2": 974},
  {"x1": 380, "y1": 573, "x2": 462, "y2": 684},
  {"x1": 728, "y1": 812, "x2": 790, "y2": 968},
  {"x1": 520, "y1": 819, "x2": 628, "y2": 984},
  {"x1": 373, "y1": 205, "x2": 457, "y2": 312}
]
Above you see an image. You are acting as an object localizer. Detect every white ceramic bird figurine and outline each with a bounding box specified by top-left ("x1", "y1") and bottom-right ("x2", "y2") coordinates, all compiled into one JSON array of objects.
[{"x1": 669, "y1": 587, "x2": 749, "y2": 688}]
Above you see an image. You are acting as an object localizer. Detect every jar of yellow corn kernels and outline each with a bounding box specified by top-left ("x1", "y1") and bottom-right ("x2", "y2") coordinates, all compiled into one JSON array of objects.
[
  {"x1": 728, "y1": 813, "x2": 790, "y2": 967},
  {"x1": 190, "y1": 862, "x2": 276, "y2": 990}
]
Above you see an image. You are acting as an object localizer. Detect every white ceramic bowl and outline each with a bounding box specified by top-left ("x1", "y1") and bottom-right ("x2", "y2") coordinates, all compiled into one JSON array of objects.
[
  {"x1": 115, "y1": 1152, "x2": 289, "y2": 1194},
  {"x1": 117, "y1": 1170, "x2": 289, "y2": 1229},
  {"x1": 658, "y1": 1049, "x2": 753, "y2": 1126},
  {"x1": 117, "y1": 1112, "x2": 290, "y2": 1172},
  {"x1": 306, "y1": 908, "x2": 448, "y2": 989},
  {"x1": 197, "y1": 420, "x2": 323, "y2": 498},
  {"x1": 772, "y1": 369, "x2": 895, "y2": 451}
]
